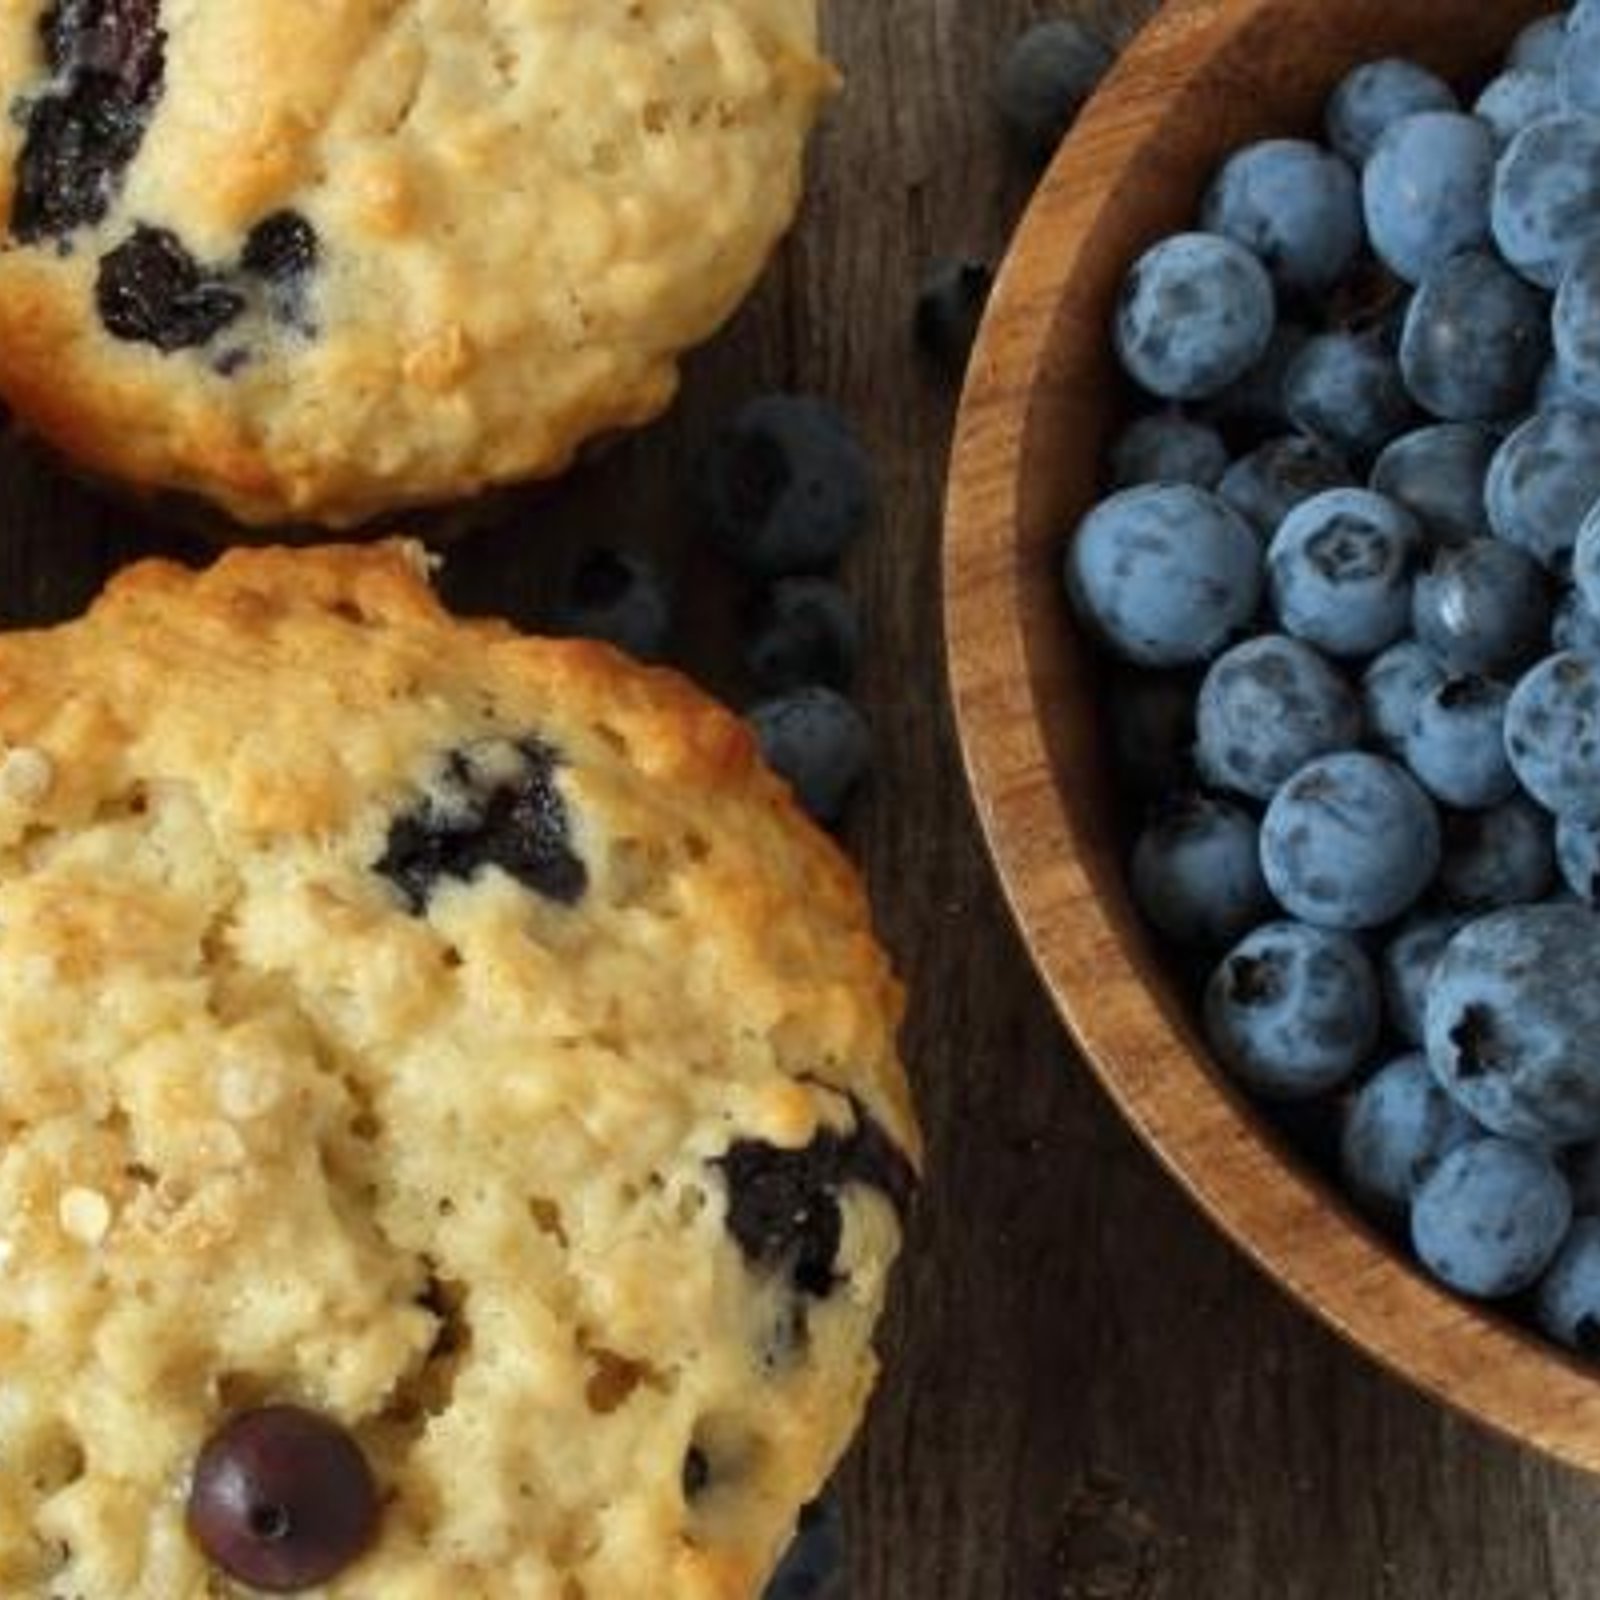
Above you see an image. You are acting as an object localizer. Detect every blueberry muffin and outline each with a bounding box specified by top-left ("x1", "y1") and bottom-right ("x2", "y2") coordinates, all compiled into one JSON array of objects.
[
  {"x1": 0, "y1": 2, "x2": 834, "y2": 527},
  {"x1": 0, "y1": 542, "x2": 917, "y2": 1597}
]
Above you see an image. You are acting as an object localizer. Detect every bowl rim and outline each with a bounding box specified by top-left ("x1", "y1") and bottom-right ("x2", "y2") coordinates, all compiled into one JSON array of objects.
[{"x1": 943, "y1": 0, "x2": 1600, "y2": 1473}]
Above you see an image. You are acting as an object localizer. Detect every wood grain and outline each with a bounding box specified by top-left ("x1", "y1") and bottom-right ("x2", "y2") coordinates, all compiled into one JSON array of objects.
[{"x1": 2, "y1": 1, "x2": 1599, "y2": 1595}]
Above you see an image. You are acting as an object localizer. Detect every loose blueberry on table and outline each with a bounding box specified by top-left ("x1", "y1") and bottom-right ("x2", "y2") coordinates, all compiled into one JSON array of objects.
[{"x1": 1067, "y1": 6, "x2": 1600, "y2": 1359}]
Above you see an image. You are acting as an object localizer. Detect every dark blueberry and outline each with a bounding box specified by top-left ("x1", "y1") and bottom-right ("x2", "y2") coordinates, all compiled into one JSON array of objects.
[
  {"x1": 1411, "y1": 1137, "x2": 1571, "y2": 1299},
  {"x1": 992, "y1": 19, "x2": 1114, "y2": 162},
  {"x1": 1195, "y1": 633, "x2": 1361, "y2": 802},
  {"x1": 12, "y1": 0, "x2": 166, "y2": 243},
  {"x1": 1370, "y1": 424, "x2": 1497, "y2": 552},
  {"x1": 1283, "y1": 332, "x2": 1414, "y2": 463},
  {"x1": 1325, "y1": 58, "x2": 1457, "y2": 166},
  {"x1": 1066, "y1": 484, "x2": 1261, "y2": 668},
  {"x1": 765, "y1": 1494, "x2": 846, "y2": 1600},
  {"x1": 187, "y1": 1405, "x2": 379, "y2": 1592},
  {"x1": 1340, "y1": 1053, "x2": 1479, "y2": 1218},
  {"x1": 749, "y1": 687, "x2": 870, "y2": 826},
  {"x1": 1216, "y1": 435, "x2": 1350, "y2": 539},
  {"x1": 1402, "y1": 675, "x2": 1516, "y2": 811},
  {"x1": 1205, "y1": 322, "x2": 1311, "y2": 439},
  {"x1": 914, "y1": 257, "x2": 994, "y2": 373},
  {"x1": 1537, "y1": 1217, "x2": 1600, "y2": 1358},
  {"x1": 1203, "y1": 920, "x2": 1380, "y2": 1100},
  {"x1": 1505, "y1": 653, "x2": 1600, "y2": 820},
  {"x1": 717, "y1": 1109, "x2": 916, "y2": 1297},
  {"x1": 95, "y1": 225, "x2": 244, "y2": 351},
  {"x1": 241, "y1": 210, "x2": 319, "y2": 282},
  {"x1": 1410, "y1": 539, "x2": 1551, "y2": 678},
  {"x1": 744, "y1": 579, "x2": 860, "y2": 694},
  {"x1": 1486, "y1": 407, "x2": 1600, "y2": 571},
  {"x1": 1362, "y1": 638, "x2": 1445, "y2": 755},
  {"x1": 1108, "y1": 410, "x2": 1229, "y2": 491},
  {"x1": 1558, "y1": 814, "x2": 1600, "y2": 906},
  {"x1": 1435, "y1": 795, "x2": 1556, "y2": 911},
  {"x1": 375, "y1": 739, "x2": 587, "y2": 913},
  {"x1": 1425, "y1": 904, "x2": 1600, "y2": 1143},
  {"x1": 1129, "y1": 793, "x2": 1272, "y2": 950},
  {"x1": 1259, "y1": 752, "x2": 1440, "y2": 930},
  {"x1": 699, "y1": 396, "x2": 875, "y2": 577},
  {"x1": 553, "y1": 547, "x2": 672, "y2": 661},
  {"x1": 1381, "y1": 909, "x2": 1469, "y2": 1046},
  {"x1": 1554, "y1": 588, "x2": 1600, "y2": 657},
  {"x1": 1398, "y1": 251, "x2": 1548, "y2": 423}
]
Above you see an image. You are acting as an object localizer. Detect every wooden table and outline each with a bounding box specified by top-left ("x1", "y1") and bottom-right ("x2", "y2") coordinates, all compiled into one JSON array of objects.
[{"x1": 1, "y1": 2, "x2": 1594, "y2": 1596}]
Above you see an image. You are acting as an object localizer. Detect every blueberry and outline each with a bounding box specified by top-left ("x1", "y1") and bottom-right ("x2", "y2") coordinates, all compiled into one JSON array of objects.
[
  {"x1": 1475, "y1": 70, "x2": 1562, "y2": 147},
  {"x1": 765, "y1": 1495, "x2": 846, "y2": 1600},
  {"x1": 1560, "y1": 27, "x2": 1600, "y2": 116},
  {"x1": 744, "y1": 579, "x2": 860, "y2": 694},
  {"x1": 96, "y1": 225, "x2": 245, "y2": 352},
  {"x1": 992, "y1": 19, "x2": 1114, "y2": 163},
  {"x1": 717, "y1": 1114, "x2": 916, "y2": 1298},
  {"x1": 553, "y1": 548, "x2": 672, "y2": 661},
  {"x1": 1538, "y1": 353, "x2": 1600, "y2": 412},
  {"x1": 1436, "y1": 795, "x2": 1556, "y2": 910},
  {"x1": 1325, "y1": 58, "x2": 1458, "y2": 166},
  {"x1": 1362, "y1": 112, "x2": 1495, "y2": 286},
  {"x1": 1341, "y1": 1053, "x2": 1480, "y2": 1218},
  {"x1": 1573, "y1": 0, "x2": 1600, "y2": 38},
  {"x1": 1267, "y1": 488, "x2": 1422, "y2": 658},
  {"x1": 1554, "y1": 587, "x2": 1600, "y2": 656},
  {"x1": 1362, "y1": 638, "x2": 1446, "y2": 754},
  {"x1": 1260, "y1": 752, "x2": 1440, "y2": 929},
  {"x1": 1206, "y1": 322, "x2": 1312, "y2": 438},
  {"x1": 1382, "y1": 909, "x2": 1469, "y2": 1045},
  {"x1": 1553, "y1": 237, "x2": 1600, "y2": 407},
  {"x1": 12, "y1": 0, "x2": 166, "y2": 243},
  {"x1": 241, "y1": 211, "x2": 319, "y2": 283},
  {"x1": 1535, "y1": 1217, "x2": 1600, "y2": 1357},
  {"x1": 1283, "y1": 332, "x2": 1414, "y2": 462},
  {"x1": 1410, "y1": 538, "x2": 1551, "y2": 677},
  {"x1": 1485, "y1": 406, "x2": 1600, "y2": 571},
  {"x1": 914, "y1": 258, "x2": 994, "y2": 373},
  {"x1": 1130, "y1": 795, "x2": 1272, "y2": 949},
  {"x1": 1403, "y1": 675, "x2": 1516, "y2": 809},
  {"x1": 1216, "y1": 435, "x2": 1351, "y2": 538},
  {"x1": 1108, "y1": 411, "x2": 1229, "y2": 490},
  {"x1": 699, "y1": 397, "x2": 874, "y2": 576},
  {"x1": 1556, "y1": 813, "x2": 1600, "y2": 904},
  {"x1": 1492, "y1": 114, "x2": 1600, "y2": 291},
  {"x1": 1200, "y1": 138, "x2": 1363, "y2": 297},
  {"x1": 1065, "y1": 484, "x2": 1262, "y2": 667},
  {"x1": 1370, "y1": 423, "x2": 1497, "y2": 549},
  {"x1": 1426, "y1": 903, "x2": 1600, "y2": 1142},
  {"x1": 1505, "y1": 653, "x2": 1600, "y2": 819},
  {"x1": 1195, "y1": 634, "x2": 1362, "y2": 801},
  {"x1": 1115, "y1": 233, "x2": 1277, "y2": 402},
  {"x1": 376, "y1": 739, "x2": 587, "y2": 913},
  {"x1": 1411, "y1": 1137, "x2": 1572, "y2": 1298},
  {"x1": 1573, "y1": 500, "x2": 1600, "y2": 619},
  {"x1": 1106, "y1": 666, "x2": 1197, "y2": 798},
  {"x1": 1398, "y1": 252, "x2": 1549, "y2": 421},
  {"x1": 1509, "y1": 15, "x2": 1568, "y2": 74},
  {"x1": 749, "y1": 688, "x2": 870, "y2": 826},
  {"x1": 1204, "y1": 921, "x2": 1380, "y2": 1099},
  {"x1": 187, "y1": 1406, "x2": 380, "y2": 1591}
]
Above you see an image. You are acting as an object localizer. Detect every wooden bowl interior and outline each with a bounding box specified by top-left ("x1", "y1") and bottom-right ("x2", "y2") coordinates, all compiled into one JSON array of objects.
[{"x1": 944, "y1": 0, "x2": 1600, "y2": 1471}]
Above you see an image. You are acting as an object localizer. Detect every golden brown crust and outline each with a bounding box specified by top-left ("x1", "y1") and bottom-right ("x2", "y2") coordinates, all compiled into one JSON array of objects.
[{"x1": 0, "y1": 542, "x2": 916, "y2": 1597}]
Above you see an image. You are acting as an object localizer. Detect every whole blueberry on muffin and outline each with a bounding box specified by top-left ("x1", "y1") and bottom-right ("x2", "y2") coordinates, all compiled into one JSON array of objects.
[
  {"x1": 0, "y1": 2, "x2": 835, "y2": 526},
  {"x1": 0, "y1": 542, "x2": 918, "y2": 1597}
]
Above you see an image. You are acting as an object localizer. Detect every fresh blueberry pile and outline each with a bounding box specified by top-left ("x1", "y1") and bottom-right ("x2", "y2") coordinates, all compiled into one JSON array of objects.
[{"x1": 1068, "y1": 6, "x2": 1600, "y2": 1356}]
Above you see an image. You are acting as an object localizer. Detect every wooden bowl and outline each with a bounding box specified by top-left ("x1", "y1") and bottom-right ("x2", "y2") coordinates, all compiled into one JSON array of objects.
[{"x1": 942, "y1": 0, "x2": 1600, "y2": 1471}]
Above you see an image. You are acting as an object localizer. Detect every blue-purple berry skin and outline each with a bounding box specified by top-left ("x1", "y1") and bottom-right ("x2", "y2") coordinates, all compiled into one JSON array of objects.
[
  {"x1": 1066, "y1": 485, "x2": 1262, "y2": 668},
  {"x1": 1509, "y1": 15, "x2": 1566, "y2": 74},
  {"x1": 1382, "y1": 910, "x2": 1469, "y2": 1046},
  {"x1": 1504, "y1": 653, "x2": 1600, "y2": 821},
  {"x1": 1556, "y1": 813, "x2": 1600, "y2": 905},
  {"x1": 1370, "y1": 423, "x2": 1496, "y2": 550},
  {"x1": 1410, "y1": 538, "x2": 1552, "y2": 678},
  {"x1": 748, "y1": 688, "x2": 870, "y2": 827},
  {"x1": 1259, "y1": 752, "x2": 1440, "y2": 930},
  {"x1": 1425, "y1": 904, "x2": 1600, "y2": 1144},
  {"x1": 1475, "y1": 70, "x2": 1561, "y2": 147},
  {"x1": 553, "y1": 548, "x2": 672, "y2": 662},
  {"x1": 1325, "y1": 58, "x2": 1458, "y2": 166},
  {"x1": 764, "y1": 1496, "x2": 846, "y2": 1600},
  {"x1": 1412, "y1": 1137, "x2": 1572, "y2": 1299},
  {"x1": 1553, "y1": 238, "x2": 1600, "y2": 408},
  {"x1": 1130, "y1": 795, "x2": 1272, "y2": 950},
  {"x1": 1554, "y1": 588, "x2": 1600, "y2": 657},
  {"x1": 1436, "y1": 795, "x2": 1557, "y2": 911},
  {"x1": 1536, "y1": 1217, "x2": 1600, "y2": 1358},
  {"x1": 1362, "y1": 112, "x2": 1496, "y2": 285},
  {"x1": 1362, "y1": 638, "x2": 1445, "y2": 755},
  {"x1": 744, "y1": 580, "x2": 860, "y2": 695},
  {"x1": 1217, "y1": 435, "x2": 1351, "y2": 538},
  {"x1": 1492, "y1": 114, "x2": 1600, "y2": 291},
  {"x1": 1486, "y1": 406, "x2": 1600, "y2": 572},
  {"x1": 1283, "y1": 332, "x2": 1414, "y2": 462},
  {"x1": 1204, "y1": 921, "x2": 1381, "y2": 1100},
  {"x1": 1194, "y1": 634, "x2": 1361, "y2": 802},
  {"x1": 1341, "y1": 1053, "x2": 1480, "y2": 1218},
  {"x1": 1115, "y1": 233, "x2": 1277, "y2": 402},
  {"x1": 1403, "y1": 675, "x2": 1517, "y2": 810},
  {"x1": 993, "y1": 19, "x2": 1115, "y2": 162},
  {"x1": 1108, "y1": 411, "x2": 1229, "y2": 490}
]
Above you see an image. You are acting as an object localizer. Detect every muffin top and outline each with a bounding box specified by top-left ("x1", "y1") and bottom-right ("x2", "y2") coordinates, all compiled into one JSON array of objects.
[
  {"x1": 0, "y1": 542, "x2": 916, "y2": 1598},
  {"x1": 0, "y1": 1, "x2": 833, "y2": 525}
]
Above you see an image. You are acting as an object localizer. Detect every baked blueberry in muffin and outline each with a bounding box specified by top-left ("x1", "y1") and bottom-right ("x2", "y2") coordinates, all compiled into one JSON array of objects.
[
  {"x1": 0, "y1": 541, "x2": 917, "y2": 1596},
  {"x1": 0, "y1": 2, "x2": 835, "y2": 524}
]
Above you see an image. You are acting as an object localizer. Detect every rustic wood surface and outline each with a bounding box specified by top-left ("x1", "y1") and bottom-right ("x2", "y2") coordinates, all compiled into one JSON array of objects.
[{"x1": 0, "y1": 1, "x2": 1593, "y2": 1596}]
